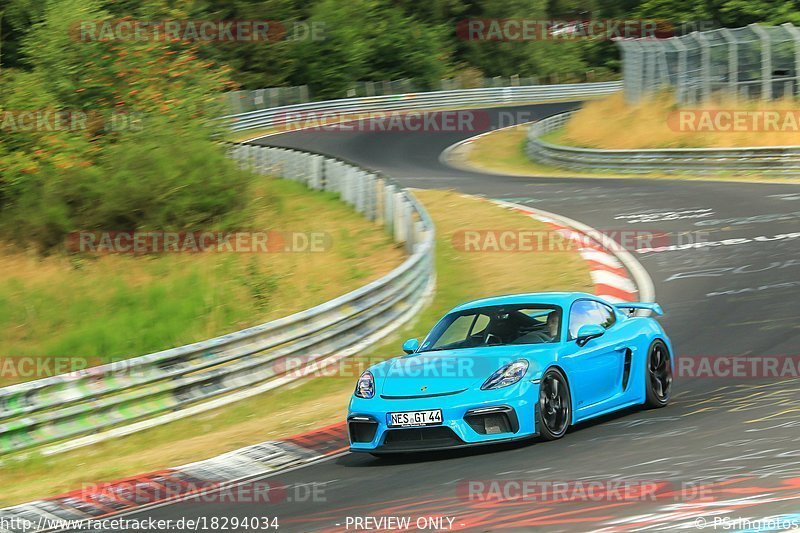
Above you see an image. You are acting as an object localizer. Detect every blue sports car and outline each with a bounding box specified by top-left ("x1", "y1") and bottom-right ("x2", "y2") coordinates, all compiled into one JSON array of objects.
[{"x1": 347, "y1": 292, "x2": 673, "y2": 454}]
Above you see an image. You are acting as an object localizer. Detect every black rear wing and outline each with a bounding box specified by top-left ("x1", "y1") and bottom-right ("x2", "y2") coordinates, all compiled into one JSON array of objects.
[{"x1": 613, "y1": 302, "x2": 663, "y2": 316}]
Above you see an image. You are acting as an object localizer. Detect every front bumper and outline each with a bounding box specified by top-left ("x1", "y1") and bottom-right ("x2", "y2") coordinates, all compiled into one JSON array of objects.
[{"x1": 347, "y1": 380, "x2": 538, "y2": 453}]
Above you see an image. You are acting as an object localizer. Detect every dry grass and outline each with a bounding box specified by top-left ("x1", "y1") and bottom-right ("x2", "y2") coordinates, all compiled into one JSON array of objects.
[
  {"x1": 559, "y1": 92, "x2": 800, "y2": 149},
  {"x1": 0, "y1": 178, "x2": 403, "y2": 386},
  {"x1": 455, "y1": 119, "x2": 800, "y2": 184},
  {"x1": 0, "y1": 190, "x2": 593, "y2": 506}
]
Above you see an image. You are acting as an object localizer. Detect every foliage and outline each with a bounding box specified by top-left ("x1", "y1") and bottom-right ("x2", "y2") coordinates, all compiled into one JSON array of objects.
[
  {"x1": 0, "y1": 0, "x2": 247, "y2": 251},
  {"x1": 4, "y1": 0, "x2": 797, "y2": 91}
]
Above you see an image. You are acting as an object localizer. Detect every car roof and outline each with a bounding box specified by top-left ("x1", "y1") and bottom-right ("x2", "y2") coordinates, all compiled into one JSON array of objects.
[{"x1": 448, "y1": 292, "x2": 598, "y2": 314}]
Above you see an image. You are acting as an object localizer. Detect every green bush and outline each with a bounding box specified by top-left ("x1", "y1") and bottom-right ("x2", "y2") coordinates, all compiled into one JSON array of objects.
[{"x1": 0, "y1": 0, "x2": 247, "y2": 252}]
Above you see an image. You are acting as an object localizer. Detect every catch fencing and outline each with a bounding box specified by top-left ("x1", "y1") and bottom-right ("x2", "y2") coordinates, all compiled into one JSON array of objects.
[{"x1": 619, "y1": 23, "x2": 800, "y2": 103}]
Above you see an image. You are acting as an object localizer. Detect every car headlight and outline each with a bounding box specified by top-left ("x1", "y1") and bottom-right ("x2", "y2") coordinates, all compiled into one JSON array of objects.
[
  {"x1": 481, "y1": 360, "x2": 529, "y2": 390},
  {"x1": 355, "y1": 371, "x2": 375, "y2": 399}
]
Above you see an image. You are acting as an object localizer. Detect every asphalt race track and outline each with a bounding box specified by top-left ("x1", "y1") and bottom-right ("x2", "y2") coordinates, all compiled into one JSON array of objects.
[{"x1": 123, "y1": 103, "x2": 800, "y2": 531}]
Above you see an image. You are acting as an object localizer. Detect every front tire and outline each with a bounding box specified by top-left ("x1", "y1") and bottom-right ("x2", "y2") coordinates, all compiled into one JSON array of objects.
[
  {"x1": 535, "y1": 368, "x2": 572, "y2": 440},
  {"x1": 644, "y1": 339, "x2": 672, "y2": 408}
]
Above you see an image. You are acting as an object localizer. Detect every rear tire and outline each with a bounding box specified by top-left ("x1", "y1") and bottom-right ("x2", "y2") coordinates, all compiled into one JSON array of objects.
[
  {"x1": 644, "y1": 339, "x2": 672, "y2": 408},
  {"x1": 535, "y1": 368, "x2": 572, "y2": 441}
]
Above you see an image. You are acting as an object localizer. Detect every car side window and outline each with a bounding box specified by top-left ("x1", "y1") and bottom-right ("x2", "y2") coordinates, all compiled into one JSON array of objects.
[
  {"x1": 568, "y1": 300, "x2": 615, "y2": 339},
  {"x1": 472, "y1": 314, "x2": 490, "y2": 336},
  {"x1": 434, "y1": 315, "x2": 475, "y2": 347},
  {"x1": 596, "y1": 302, "x2": 616, "y2": 329},
  {"x1": 568, "y1": 300, "x2": 598, "y2": 339}
]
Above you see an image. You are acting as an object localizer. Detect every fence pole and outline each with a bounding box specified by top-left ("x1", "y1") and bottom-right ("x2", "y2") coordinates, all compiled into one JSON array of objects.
[
  {"x1": 782, "y1": 23, "x2": 800, "y2": 98},
  {"x1": 750, "y1": 24, "x2": 772, "y2": 101}
]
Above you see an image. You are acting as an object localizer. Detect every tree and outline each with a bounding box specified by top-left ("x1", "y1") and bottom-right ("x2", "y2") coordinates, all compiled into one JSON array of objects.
[
  {"x1": 0, "y1": 0, "x2": 249, "y2": 251},
  {"x1": 292, "y1": 0, "x2": 450, "y2": 98}
]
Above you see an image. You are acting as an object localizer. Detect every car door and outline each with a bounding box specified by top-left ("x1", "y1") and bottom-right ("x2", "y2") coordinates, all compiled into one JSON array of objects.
[{"x1": 563, "y1": 299, "x2": 625, "y2": 411}]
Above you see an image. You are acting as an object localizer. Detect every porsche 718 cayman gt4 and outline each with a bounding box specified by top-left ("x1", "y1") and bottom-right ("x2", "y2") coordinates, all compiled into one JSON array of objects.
[{"x1": 347, "y1": 292, "x2": 673, "y2": 454}]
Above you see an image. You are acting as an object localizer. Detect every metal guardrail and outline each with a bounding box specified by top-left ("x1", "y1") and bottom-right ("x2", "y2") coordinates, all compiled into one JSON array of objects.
[
  {"x1": 527, "y1": 111, "x2": 800, "y2": 174},
  {"x1": 0, "y1": 144, "x2": 435, "y2": 456},
  {"x1": 225, "y1": 82, "x2": 623, "y2": 132}
]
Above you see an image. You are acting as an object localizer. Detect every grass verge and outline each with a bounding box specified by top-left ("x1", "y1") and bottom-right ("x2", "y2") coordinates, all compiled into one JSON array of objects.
[
  {"x1": 0, "y1": 177, "x2": 403, "y2": 386},
  {"x1": 560, "y1": 92, "x2": 800, "y2": 149},
  {"x1": 0, "y1": 189, "x2": 593, "y2": 506},
  {"x1": 452, "y1": 123, "x2": 800, "y2": 184}
]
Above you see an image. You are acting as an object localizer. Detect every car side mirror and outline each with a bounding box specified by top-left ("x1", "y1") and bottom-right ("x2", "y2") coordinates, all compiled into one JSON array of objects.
[
  {"x1": 576, "y1": 324, "x2": 605, "y2": 347},
  {"x1": 402, "y1": 338, "x2": 420, "y2": 354}
]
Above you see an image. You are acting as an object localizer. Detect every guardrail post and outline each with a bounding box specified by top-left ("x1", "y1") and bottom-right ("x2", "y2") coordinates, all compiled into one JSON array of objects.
[
  {"x1": 358, "y1": 173, "x2": 367, "y2": 217},
  {"x1": 329, "y1": 161, "x2": 344, "y2": 196},
  {"x1": 309, "y1": 155, "x2": 323, "y2": 189},
  {"x1": 249, "y1": 144, "x2": 259, "y2": 172},
  {"x1": 293, "y1": 151, "x2": 304, "y2": 183},
  {"x1": 413, "y1": 219, "x2": 426, "y2": 253},
  {"x1": 365, "y1": 174, "x2": 377, "y2": 221},
  {"x1": 373, "y1": 178, "x2": 384, "y2": 225},
  {"x1": 353, "y1": 171, "x2": 364, "y2": 213},
  {"x1": 254, "y1": 145, "x2": 263, "y2": 175},
  {"x1": 404, "y1": 203, "x2": 415, "y2": 253},
  {"x1": 238, "y1": 144, "x2": 248, "y2": 170},
  {"x1": 322, "y1": 159, "x2": 333, "y2": 191},
  {"x1": 384, "y1": 184, "x2": 395, "y2": 234},
  {"x1": 345, "y1": 165, "x2": 354, "y2": 204},
  {"x1": 393, "y1": 192, "x2": 407, "y2": 243}
]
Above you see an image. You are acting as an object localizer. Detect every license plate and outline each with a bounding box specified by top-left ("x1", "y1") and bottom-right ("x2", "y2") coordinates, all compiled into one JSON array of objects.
[{"x1": 387, "y1": 409, "x2": 443, "y2": 428}]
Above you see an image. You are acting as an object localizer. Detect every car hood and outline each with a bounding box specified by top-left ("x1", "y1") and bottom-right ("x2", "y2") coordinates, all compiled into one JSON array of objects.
[{"x1": 376, "y1": 345, "x2": 553, "y2": 398}]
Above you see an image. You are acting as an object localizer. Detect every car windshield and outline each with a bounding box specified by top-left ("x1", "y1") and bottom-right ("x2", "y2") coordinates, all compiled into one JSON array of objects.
[{"x1": 419, "y1": 304, "x2": 562, "y2": 352}]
